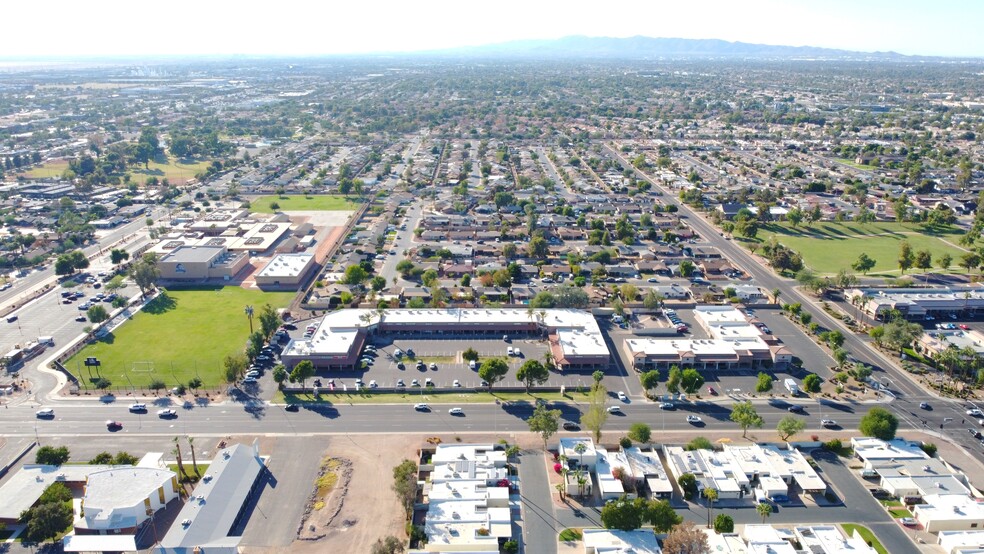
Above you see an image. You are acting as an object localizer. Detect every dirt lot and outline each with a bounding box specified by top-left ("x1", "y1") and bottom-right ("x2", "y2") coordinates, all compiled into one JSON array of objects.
[{"x1": 283, "y1": 434, "x2": 419, "y2": 554}]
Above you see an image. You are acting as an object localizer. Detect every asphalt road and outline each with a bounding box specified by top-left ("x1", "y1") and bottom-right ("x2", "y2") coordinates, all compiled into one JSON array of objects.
[{"x1": 4, "y1": 397, "x2": 904, "y2": 440}]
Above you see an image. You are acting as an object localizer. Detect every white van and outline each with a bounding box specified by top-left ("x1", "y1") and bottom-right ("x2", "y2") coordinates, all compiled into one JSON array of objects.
[
  {"x1": 507, "y1": 347, "x2": 514, "y2": 356},
  {"x1": 469, "y1": 360, "x2": 477, "y2": 370},
  {"x1": 38, "y1": 336, "x2": 54, "y2": 346}
]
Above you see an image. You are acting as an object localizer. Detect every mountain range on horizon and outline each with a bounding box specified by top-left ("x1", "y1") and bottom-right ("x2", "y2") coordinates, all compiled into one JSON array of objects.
[{"x1": 426, "y1": 35, "x2": 925, "y2": 61}]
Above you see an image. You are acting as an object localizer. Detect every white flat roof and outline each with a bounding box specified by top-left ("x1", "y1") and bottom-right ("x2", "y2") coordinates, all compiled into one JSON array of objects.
[
  {"x1": 915, "y1": 494, "x2": 984, "y2": 522},
  {"x1": 256, "y1": 253, "x2": 313, "y2": 278},
  {"x1": 795, "y1": 525, "x2": 877, "y2": 554},
  {"x1": 0, "y1": 464, "x2": 111, "y2": 520},
  {"x1": 626, "y1": 337, "x2": 770, "y2": 357},
  {"x1": 851, "y1": 437, "x2": 928, "y2": 463},
  {"x1": 83, "y1": 467, "x2": 175, "y2": 510}
]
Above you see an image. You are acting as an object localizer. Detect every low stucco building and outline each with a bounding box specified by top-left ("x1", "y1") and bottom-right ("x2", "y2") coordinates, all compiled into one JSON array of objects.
[
  {"x1": 254, "y1": 253, "x2": 316, "y2": 289},
  {"x1": 157, "y1": 245, "x2": 248, "y2": 282}
]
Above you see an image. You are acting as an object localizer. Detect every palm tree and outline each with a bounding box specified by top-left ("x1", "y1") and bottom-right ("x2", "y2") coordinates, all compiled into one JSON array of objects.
[
  {"x1": 757, "y1": 501, "x2": 772, "y2": 524},
  {"x1": 543, "y1": 351, "x2": 555, "y2": 372},
  {"x1": 573, "y1": 442, "x2": 587, "y2": 469},
  {"x1": 187, "y1": 436, "x2": 199, "y2": 476},
  {"x1": 704, "y1": 487, "x2": 719, "y2": 529},
  {"x1": 172, "y1": 437, "x2": 186, "y2": 481},
  {"x1": 576, "y1": 469, "x2": 588, "y2": 499},
  {"x1": 860, "y1": 294, "x2": 873, "y2": 327},
  {"x1": 555, "y1": 482, "x2": 566, "y2": 501},
  {"x1": 771, "y1": 288, "x2": 781, "y2": 306},
  {"x1": 244, "y1": 305, "x2": 254, "y2": 334}
]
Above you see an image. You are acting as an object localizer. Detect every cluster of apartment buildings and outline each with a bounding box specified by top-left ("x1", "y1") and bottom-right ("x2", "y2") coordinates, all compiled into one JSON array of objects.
[{"x1": 852, "y1": 437, "x2": 984, "y2": 534}]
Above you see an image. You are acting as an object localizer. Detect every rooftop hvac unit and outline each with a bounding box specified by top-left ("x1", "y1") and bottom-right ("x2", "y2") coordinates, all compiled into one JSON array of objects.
[{"x1": 181, "y1": 519, "x2": 192, "y2": 526}]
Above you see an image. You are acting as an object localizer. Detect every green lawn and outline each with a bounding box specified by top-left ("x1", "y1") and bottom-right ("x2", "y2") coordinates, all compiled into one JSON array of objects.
[
  {"x1": 67, "y1": 287, "x2": 293, "y2": 389},
  {"x1": 834, "y1": 157, "x2": 878, "y2": 170},
  {"x1": 888, "y1": 508, "x2": 913, "y2": 518},
  {"x1": 841, "y1": 524, "x2": 887, "y2": 554},
  {"x1": 129, "y1": 157, "x2": 211, "y2": 185},
  {"x1": 22, "y1": 159, "x2": 70, "y2": 178},
  {"x1": 746, "y1": 221, "x2": 967, "y2": 275},
  {"x1": 22, "y1": 157, "x2": 210, "y2": 185},
  {"x1": 250, "y1": 195, "x2": 361, "y2": 213}
]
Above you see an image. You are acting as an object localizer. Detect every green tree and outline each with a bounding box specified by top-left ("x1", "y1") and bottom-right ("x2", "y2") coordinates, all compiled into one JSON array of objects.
[
  {"x1": 223, "y1": 354, "x2": 247, "y2": 383},
  {"x1": 680, "y1": 368, "x2": 704, "y2": 394},
  {"x1": 714, "y1": 514, "x2": 735, "y2": 534},
  {"x1": 730, "y1": 401, "x2": 764, "y2": 438},
  {"x1": 344, "y1": 264, "x2": 368, "y2": 285},
  {"x1": 639, "y1": 370, "x2": 660, "y2": 396},
  {"x1": 802, "y1": 373, "x2": 822, "y2": 393},
  {"x1": 20, "y1": 501, "x2": 73, "y2": 543},
  {"x1": 939, "y1": 252, "x2": 953, "y2": 271},
  {"x1": 666, "y1": 365, "x2": 682, "y2": 394},
  {"x1": 527, "y1": 404, "x2": 561, "y2": 449},
  {"x1": 851, "y1": 253, "x2": 876, "y2": 275},
  {"x1": 776, "y1": 416, "x2": 806, "y2": 441},
  {"x1": 897, "y1": 240, "x2": 914, "y2": 274},
  {"x1": 628, "y1": 422, "x2": 651, "y2": 444},
  {"x1": 647, "y1": 498, "x2": 682, "y2": 532},
  {"x1": 592, "y1": 370, "x2": 605, "y2": 385},
  {"x1": 35, "y1": 446, "x2": 70, "y2": 465},
  {"x1": 677, "y1": 473, "x2": 699, "y2": 500},
  {"x1": 187, "y1": 377, "x2": 203, "y2": 392},
  {"x1": 462, "y1": 348, "x2": 479, "y2": 362},
  {"x1": 86, "y1": 304, "x2": 109, "y2": 323},
  {"x1": 258, "y1": 304, "x2": 281, "y2": 338},
  {"x1": 581, "y1": 383, "x2": 609, "y2": 443},
  {"x1": 600, "y1": 496, "x2": 643, "y2": 531},
  {"x1": 516, "y1": 360, "x2": 549, "y2": 392},
  {"x1": 915, "y1": 250, "x2": 933, "y2": 274},
  {"x1": 478, "y1": 358, "x2": 509, "y2": 391},
  {"x1": 130, "y1": 252, "x2": 160, "y2": 297},
  {"x1": 755, "y1": 372, "x2": 773, "y2": 393},
  {"x1": 859, "y1": 407, "x2": 899, "y2": 441},
  {"x1": 392, "y1": 459, "x2": 418, "y2": 521},
  {"x1": 272, "y1": 365, "x2": 288, "y2": 388},
  {"x1": 686, "y1": 437, "x2": 713, "y2": 451},
  {"x1": 38, "y1": 482, "x2": 72, "y2": 504},
  {"x1": 679, "y1": 260, "x2": 695, "y2": 277},
  {"x1": 290, "y1": 360, "x2": 316, "y2": 388}
]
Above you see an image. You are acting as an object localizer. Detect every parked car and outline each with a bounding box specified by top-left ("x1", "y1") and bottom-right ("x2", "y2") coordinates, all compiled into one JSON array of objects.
[
  {"x1": 396, "y1": 379, "x2": 406, "y2": 387},
  {"x1": 285, "y1": 404, "x2": 299, "y2": 412}
]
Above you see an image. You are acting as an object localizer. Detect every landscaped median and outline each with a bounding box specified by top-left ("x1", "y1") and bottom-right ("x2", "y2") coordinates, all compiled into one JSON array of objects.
[
  {"x1": 840, "y1": 524, "x2": 887, "y2": 554},
  {"x1": 276, "y1": 389, "x2": 591, "y2": 405}
]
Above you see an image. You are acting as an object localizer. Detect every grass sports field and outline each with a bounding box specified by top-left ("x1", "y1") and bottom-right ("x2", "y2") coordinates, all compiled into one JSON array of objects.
[
  {"x1": 746, "y1": 221, "x2": 967, "y2": 275},
  {"x1": 67, "y1": 287, "x2": 293, "y2": 389},
  {"x1": 23, "y1": 157, "x2": 211, "y2": 184},
  {"x1": 250, "y1": 195, "x2": 360, "y2": 213}
]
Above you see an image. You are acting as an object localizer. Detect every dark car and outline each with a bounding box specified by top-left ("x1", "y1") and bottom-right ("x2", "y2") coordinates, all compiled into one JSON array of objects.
[
  {"x1": 870, "y1": 489, "x2": 891, "y2": 499},
  {"x1": 969, "y1": 428, "x2": 982, "y2": 439},
  {"x1": 787, "y1": 405, "x2": 804, "y2": 413},
  {"x1": 562, "y1": 421, "x2": 581, "y2": 431},
  {"x1": 282, "y1": 324, "x2": 297, "y2": 331},
  {"x1": 285, "y1": 404, "x2": 299, "y2": 412}
]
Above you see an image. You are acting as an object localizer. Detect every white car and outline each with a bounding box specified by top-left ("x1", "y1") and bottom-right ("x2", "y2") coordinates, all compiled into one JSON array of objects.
[
  {"x1": 820, "y1": 419, "x2": 837, "y2": 427},
  {"x1": 448, "y1": 407, "x2": 464, "y2": 415},
  {"x1": 369, "y1": 380, "x2": 378, "y2": 388},
  {"x1": 414, "y1": 403, "x2": 430, "y2": 411},
  {"x1": 617, "y1": 391, "x2": 627, "y2": 401},
  {"x1": 686, "y1": 415, "x2": 702, "y2": 424},
  {"x1": 157, "y1": 409, "x2": 177, "y2": 418},
  {"x1": 128, "y1": 403, "x2": 147, "y2": 412},
  {"x1": 606, "y1": 406, "x2": 623, "y2": 414},
  {"x1": 452, "y1": 379, "x2": 461, "y2": 387},
  {"x1": 967, "y1": 408, "x2": 983, "y2": 417},
  {"x1": 659, "y1": 402, "x2": 675, "y2": 410},
  {"x1": 36, "y1": 408, "x2": 54, "y2": 418}
]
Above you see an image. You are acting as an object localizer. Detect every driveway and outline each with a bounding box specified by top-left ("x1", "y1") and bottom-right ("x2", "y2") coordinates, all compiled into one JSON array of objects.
[{"x1": 517, "y1": 449, "x2": 562, "y2": 554}]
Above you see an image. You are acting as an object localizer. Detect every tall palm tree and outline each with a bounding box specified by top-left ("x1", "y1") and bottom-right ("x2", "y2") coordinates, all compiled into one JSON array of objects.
[
  {"x1": 187, "y1": 436, "x2": 199, "y2": 476},
  {"x1": 704, "y1": 487, "x2": 719, "y2": 529},
  {"x1": 172, "y1": 437, "x2": 186, "y2": 480},
  {"x1": 771, "y1": 288, "x2": 781, "y2": 306},
  {"x1": 573, "y1": 442, "x2": 587, "y2": 469}
]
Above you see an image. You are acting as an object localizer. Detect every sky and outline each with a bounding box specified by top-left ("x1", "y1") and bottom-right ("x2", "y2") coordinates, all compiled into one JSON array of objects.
[{"x1": 2, "y1": 0, "x2": 980, "y2": 59}]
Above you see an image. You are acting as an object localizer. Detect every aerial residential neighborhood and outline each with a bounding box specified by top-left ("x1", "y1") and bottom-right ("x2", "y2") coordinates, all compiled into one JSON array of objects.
[{"x1": 0, "y1": 4, "x2": 984, "y2": 554}]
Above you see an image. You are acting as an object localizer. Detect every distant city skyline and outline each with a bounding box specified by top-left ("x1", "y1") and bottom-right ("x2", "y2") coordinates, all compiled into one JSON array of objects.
[{"x1": 2, "y1": 0, "x2": 980, "y2": 59}]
